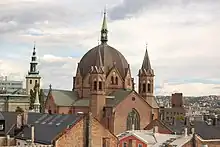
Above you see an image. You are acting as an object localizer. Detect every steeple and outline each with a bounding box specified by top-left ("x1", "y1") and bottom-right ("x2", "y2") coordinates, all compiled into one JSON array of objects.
[
  {"x1": 34, "y1": 85, "x2": 40, "y2": 113},
  {"x1": 28, "y1": 43, "x2": 39, "y2": 75},
  {"x1": 139, "y1": 44, "x2": 154, "y2": 76},
  {"x1": 100, "y1": 9, "x2": 108, "y2": 44},
  {"x1": 141, "y1": 44, "x2": 152, "y2": 70}
]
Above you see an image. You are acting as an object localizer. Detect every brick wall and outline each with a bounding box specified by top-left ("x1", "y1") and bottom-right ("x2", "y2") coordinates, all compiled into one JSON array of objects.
[
  {"x1": 114, "y1": 92, "x2": 154, "y2": 135},
  {"x1": 56, "y1": 118, "x2": 84, "y2": 147},
  {"x1": 56, "y1": 116, "x2": 118, "y2": 147},
  {"x1": 195, "y1": 135, "x2": 220, "y2": 147}
]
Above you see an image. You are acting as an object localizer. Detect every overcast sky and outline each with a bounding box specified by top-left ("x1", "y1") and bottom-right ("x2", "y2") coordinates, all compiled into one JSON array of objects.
[{"x1": 0, "y1": 0, "x2": 219, "y2": 96}]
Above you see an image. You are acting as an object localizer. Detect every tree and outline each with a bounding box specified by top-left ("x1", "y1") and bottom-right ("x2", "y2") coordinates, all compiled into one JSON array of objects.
[
  {"x1": 15, "y1": 106, "x2": 24, "y2": 113},
  {"x1": 29, "y1": 84, "x2": 45, "y2": 112}
]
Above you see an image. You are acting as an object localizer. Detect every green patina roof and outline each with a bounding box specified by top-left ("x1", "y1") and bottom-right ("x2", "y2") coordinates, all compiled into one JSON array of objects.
[
  {"x1": 106, "y1": 89, "x2": 132, "y2": 107},
  {"x1": 51, "y1": 90, "x2": 78, "y2": 106}
]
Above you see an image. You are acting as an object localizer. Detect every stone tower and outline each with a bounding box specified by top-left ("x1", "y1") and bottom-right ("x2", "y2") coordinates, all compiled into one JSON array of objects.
[
  {"x1": 26, "y1": 44, "x2": 41, "y2": 95},
  {"x1": 90, "y1": 44, "x2": 106, "y2": 121},
  {"x1": 138, "y1": 44, "x2": 155, "y2": 105}
]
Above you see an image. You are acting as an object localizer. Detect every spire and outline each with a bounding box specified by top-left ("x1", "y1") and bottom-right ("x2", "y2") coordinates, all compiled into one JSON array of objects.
[
  {"x1": 101, "y1": 8, "x2": 108, "y2": 44},
  {"x1": 28, "y1": 42, "x2": 39, "y2": 75},
  {"x1": 34, "y1": 85, "x2": 40, "y2": 113},
  {"x1": 141, "y1": 44, "x2": 152, "y2": 70}
]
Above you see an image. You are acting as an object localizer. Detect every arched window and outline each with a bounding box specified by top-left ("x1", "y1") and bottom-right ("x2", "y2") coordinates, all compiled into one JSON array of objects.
[
  {"x1": 99, "y1": 81, "x2": 102, "y2": 90},
  {"x1": 115, "y1": 77, "x2": 118, "y2": 85},
  {"x1": 126, "y1": 109, "x2": 140, "y2": 130},
  {"x1": 93, "y1": 81, "x2": 97, "y2": 90},
  {"x1": 148, "y1": 83, "x2": 151, "y2": 92},
  {"x1": 111, "y1": 76, "x2": 114, "y2": 84},
  {"x1": 142, "y1": 84, "x2": 146, "y2": 92}
]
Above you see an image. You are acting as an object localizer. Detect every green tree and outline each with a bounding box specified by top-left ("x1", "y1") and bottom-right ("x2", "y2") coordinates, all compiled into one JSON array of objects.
[
  {"x1": 15, "y1": 106, "x2": 24, "y2": 113},
  {"x1": 29, "y1": 84, "x2": 45, "y2": 112}
]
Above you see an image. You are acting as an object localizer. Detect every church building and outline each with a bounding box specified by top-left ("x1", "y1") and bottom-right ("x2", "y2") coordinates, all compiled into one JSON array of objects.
[{"x1": 45, "y1": 11, "x2": 159, "y2": 135}]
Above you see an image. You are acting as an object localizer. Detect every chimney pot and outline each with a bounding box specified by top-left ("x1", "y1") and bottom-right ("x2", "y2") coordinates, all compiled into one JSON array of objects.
[
  {"x1": 184, "y1": 128, "x2": 187, "y2": 137},
  {"x1": 31, "y1": 125, "x2": 34, "y2": 144},
  {"x1": 153, "y1": 126, "x2": 158, "y2": 133}
]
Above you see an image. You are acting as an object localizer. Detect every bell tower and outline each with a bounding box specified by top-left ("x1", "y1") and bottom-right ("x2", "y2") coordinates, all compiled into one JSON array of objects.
[
  {"x1": 26, "y1": 44, "x2": 41, "y2": 95},
  {"x1": 138, "y1": 44, "x2": 154, "y2": 104},
  {"x1": 90, "y1": 43, "x2": 106, "y2": 121}
]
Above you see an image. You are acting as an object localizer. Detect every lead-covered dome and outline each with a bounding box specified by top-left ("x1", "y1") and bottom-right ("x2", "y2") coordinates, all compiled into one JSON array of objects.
[{"x1": 78, "y1": 43, "x2": 129, "y2": 78}]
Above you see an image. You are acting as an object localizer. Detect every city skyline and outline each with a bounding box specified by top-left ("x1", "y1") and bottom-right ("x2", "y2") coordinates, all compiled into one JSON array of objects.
[{"x1": 0, "y1": 0, "x2": 219, "y2": 96}]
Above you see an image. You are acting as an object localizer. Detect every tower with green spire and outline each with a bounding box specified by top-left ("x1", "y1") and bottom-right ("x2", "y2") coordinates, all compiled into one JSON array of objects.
[
  {"x1": 101, "y1": 9, "x2": 108, "y2": 44},
  {"x1": 26, "y1": 43, "x2": 41, "y2": 95}
]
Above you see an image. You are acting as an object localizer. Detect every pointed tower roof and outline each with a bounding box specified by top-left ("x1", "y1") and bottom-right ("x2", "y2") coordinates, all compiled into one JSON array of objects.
[
  {"x1": 101, "y1": 9, "x2": 107, "y2": 31},
  {"x1": 141, "y1": 44, "x2": 152, "y2": 70},
  {"x1": 100, "y1": 9, "x2": 108, "y2": 44}
]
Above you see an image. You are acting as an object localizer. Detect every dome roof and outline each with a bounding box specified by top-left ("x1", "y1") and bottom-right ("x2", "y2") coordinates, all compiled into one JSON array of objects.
[{"x1": 78, "y1": 43, "x2": 129, "y2": 78}]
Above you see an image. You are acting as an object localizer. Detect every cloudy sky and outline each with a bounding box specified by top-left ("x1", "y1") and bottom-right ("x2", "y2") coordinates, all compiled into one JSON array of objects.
[{"x1": 0, "y1": 0, "x2": 219, "y2": 96}]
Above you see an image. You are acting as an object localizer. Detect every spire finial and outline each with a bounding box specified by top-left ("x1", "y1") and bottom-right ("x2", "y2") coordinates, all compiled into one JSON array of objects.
[
  {"x1": 33, "y1": 41, "x2": 36, "y2": 51},
  {"x1": 49, "y1": 84, "x2": 52, "y2": 90},
  {"x1": 101, "y1": 8, "x2": 108, "y2": 44}
]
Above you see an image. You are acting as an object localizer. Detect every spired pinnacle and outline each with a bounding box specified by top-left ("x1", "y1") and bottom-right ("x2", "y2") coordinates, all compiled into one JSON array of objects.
[{"x1": 100, "y1": 8, "x2": 108, "y2": 44}]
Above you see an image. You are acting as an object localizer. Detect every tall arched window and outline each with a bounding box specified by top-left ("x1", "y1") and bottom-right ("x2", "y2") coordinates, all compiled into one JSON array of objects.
[
  {"x1": 93, "y1": 81, "x2": 97, "y2": 90},
  {"x1": 142, "y1": 84, "x2": 146, "y2": 92},
  {"x1": 115, "y1": 77, "x2": 118, "y2": 85},
  {"x1": 111, "y1": 76, "x2": 114, "y2": 84},
  {"x1": 99, "y1": 81, "x2": 102, "y2": 90},
  {"x1": 126, "y1": 109, "x2": 140, "y2": 130},
  {"x1": 147, "y1": 83, "x2": 151, "y2": 92}
]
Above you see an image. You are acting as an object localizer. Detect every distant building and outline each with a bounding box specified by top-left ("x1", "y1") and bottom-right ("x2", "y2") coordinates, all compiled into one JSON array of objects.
[
  {"x1": 0, "y1": 76, "x2": 23, "y2": 94},
  {"x1": 160, "y1": 93, "x2": 186, "y2": 122}
]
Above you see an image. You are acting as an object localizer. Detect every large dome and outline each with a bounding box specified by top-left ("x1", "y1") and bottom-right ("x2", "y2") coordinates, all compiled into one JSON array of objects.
[{"x1": 78, "y1": 43, "x2": 129, "y2": 78}]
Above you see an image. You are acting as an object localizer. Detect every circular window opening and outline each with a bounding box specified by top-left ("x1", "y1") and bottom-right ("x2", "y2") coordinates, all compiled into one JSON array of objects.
[{"x1": 132, "y1": 97, "x2": 135, "y2": 101}]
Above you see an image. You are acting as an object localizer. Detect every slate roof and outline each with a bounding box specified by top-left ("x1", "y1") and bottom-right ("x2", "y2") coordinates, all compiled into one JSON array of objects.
[
  {"x1": 0, "y1": 112, "x2": 83, "y2": 144},
  {"x1": 0, "y1": 112, "x2": 18, "y2": 136},
  {"x1": 50, "y1": 90, "x2": 78, "y2": 106},
  {"x1": 194, "y1": 120, "x2": 220, "y2": 140},
  {"x1": 106, "y1": 89, "x2": 132, "y2": 107},
  {"x1": 73, "y1": 98, "x2": 90, "y2": 107}
]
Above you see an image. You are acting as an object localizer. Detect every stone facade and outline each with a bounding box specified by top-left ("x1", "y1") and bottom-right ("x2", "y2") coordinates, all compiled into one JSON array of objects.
[{"x1": 56, "y1": 115, "x2": 118, "y2": 147}]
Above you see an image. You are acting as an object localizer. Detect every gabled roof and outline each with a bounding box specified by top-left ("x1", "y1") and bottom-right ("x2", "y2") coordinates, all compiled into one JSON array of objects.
[
  {"x1": 49, "y1": 90, "x2": 78, "y2": 106},
  {"x1": 73, "y1": 98, "x2": 90, "y2": 107},
  {"x1": 0, "y1": 112, "x2": 83, "y2": 145}
]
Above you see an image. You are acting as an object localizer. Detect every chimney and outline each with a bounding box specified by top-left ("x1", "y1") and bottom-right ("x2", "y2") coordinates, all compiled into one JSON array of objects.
[
  {"x1": 184, "y1": 117, "x2": 189, "y2": 126},
  {"x1": 6, "y1": 135, "x2": 10, "y2": 146},
  {"x1": 172, "y1": 117, "x2": 176, "y2": 126},
  {"x1": 31, "y1": 125, "x2": 35, "y2": 144},
  {"x1": 184, "y1": 128, "x2": 187, "y2": 137},
  {"x1": 131, "y1": 78, "x2": 135, "y2": 90},
  {"x1": 22, "y1": 111, "x2": 28, "y2": 125},
  {"x1": 153, "y1": 126, "x2": 158, "y2": 133},
  {"x1": 213, "y1": 115, "x2": 218, "y2": 126},
  {"x1": 191, "y1": 128, "x2": 195, "y2": 134}
]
